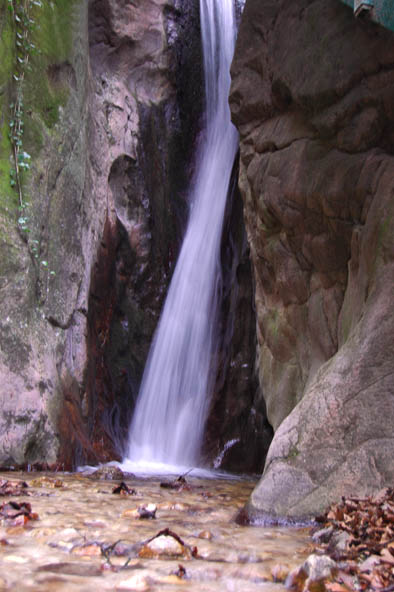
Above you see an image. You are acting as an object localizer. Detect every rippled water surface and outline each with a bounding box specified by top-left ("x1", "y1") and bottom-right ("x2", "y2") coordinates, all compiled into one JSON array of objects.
[{"x1": 0, "y1": 472, "x2": 312, "y2": 591}]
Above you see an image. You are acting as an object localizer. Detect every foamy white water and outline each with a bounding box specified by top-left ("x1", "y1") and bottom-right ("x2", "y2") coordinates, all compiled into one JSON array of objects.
[{"x1": 123, "y1": 0, "x2": 239, "y2": 472}]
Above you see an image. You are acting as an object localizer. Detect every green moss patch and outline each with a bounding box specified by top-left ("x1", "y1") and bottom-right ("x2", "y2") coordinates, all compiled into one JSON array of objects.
[
  {"x1": 24, "y1": 1, "x2": 78, "y2": 129},
  {"x1": 0, "y1": 6, "x2": 17, "y2": 213}
]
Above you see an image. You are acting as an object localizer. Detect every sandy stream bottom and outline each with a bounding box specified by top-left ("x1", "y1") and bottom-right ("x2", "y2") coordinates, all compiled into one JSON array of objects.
[{"x1": 0, "y1": 472, "x2": 312, "y2": 591}]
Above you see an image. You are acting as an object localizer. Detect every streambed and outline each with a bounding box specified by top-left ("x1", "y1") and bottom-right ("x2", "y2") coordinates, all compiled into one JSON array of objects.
[{"x1": 0, "y1": 472, "x2": 312, "y2": 591}]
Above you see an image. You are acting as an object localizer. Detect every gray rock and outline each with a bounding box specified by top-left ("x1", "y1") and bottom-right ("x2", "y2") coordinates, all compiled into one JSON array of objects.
[
  {"x1": 89, "y1": 465, "x2": 124, "y2": 481},
  {"x1": 328, "y1": 531, "x2": 351, "y2": 554},
  {"x1": 230, "y1": 0, "x2": 394, "y2": 518},
  {"x1": 311, "y1": 528, "x2": 334, "y2": 545},
  {"x1": 286, "y1": 554, "x2": 337, "y2": 591}
]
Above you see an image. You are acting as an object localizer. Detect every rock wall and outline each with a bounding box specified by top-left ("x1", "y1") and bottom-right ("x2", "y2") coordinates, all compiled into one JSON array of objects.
[
  {"x1": 80, "y1": 0, "x2": 205, "y2": 464},
  {"x1": 0, "y1": 0, "x2": 263, "y2": 471},
  {"x1": 84, "y1": 0, "x2": 266, "y2": 470},
  {"x1": 230, "y1": 0, "x2": 394, "y2": 519},
  {"x1": 0, "y1": 0, "x2": 92, "y2": 467},
  {"x1": 0, "y1": 0, "x2": 204, "y2": 467},
  {"x1": 204, "y1": 173, "x2": 273, "y2": 474}
]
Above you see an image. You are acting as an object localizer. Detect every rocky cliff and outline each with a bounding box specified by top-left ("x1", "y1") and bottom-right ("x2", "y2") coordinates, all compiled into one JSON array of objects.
[
  {"x1": 0, "y1": 0, "x2": 92, "y2": 467},
  {"x1": 0, "y1": 0, "x2": 205, "y2": 467},
  {"x1": 0, "y1": 0, "x2": 263, "y2": 470},
  {"x1": 230, "y1": 0, "x2": 394, "y2": 519}
]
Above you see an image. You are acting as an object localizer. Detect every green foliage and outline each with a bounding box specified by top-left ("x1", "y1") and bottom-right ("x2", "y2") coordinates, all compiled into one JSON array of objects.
[
  {"x1": 1, "y1": 0, "x2": 78, "y2": 298},
  {"x1": 5, "y1": 0, "x2": 59, "y2": 282},
  {"x1": 8, "y1": 0, "x2": 40, "y2": 214}
]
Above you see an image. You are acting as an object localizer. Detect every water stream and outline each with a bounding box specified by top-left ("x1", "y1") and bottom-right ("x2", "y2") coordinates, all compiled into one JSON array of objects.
[
  {"x1": 124, "y1": 0, "x2": 239, "y2": 472},
  {"x1": 0, "y1": 471, "x2": 312, "y2": 592}
]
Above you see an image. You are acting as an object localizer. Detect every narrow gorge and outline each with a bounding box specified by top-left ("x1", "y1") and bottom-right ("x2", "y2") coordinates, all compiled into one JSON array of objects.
[{"x1": 0, "y1": 0, "x2": 393, "y2": 528}]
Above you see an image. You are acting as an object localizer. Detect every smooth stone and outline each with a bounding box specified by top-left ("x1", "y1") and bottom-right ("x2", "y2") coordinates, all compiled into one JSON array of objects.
[
  {"x1": 116, "y1": 573, "x2": 152, "y2": 591},
  {"x1": 138, "y1": 534, "x2": 186, "y2": 559}
]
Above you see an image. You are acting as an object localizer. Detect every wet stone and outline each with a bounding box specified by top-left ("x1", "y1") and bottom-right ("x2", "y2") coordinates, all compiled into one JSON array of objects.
[
  {"x1": 286, "y1": 554, "x2": 337, "y2": 591},
  {"x1": 138, "y1": 534, "x2": 188, "y2": 559},
  {"x1": 116, "y1": 573, "x2": 152, "y2": 591},
  {"x1": 37, "y1": 562, "x2": 103, "y2": 577},
  {"x1": 0, "y1": 471, "x2": 311, "y2": 591},
  {"x1": 30, "y1": 476, "x2": 63, "y2": 488},
  {"x1": 89, "y1": 466, "x2": 125, "y2": 481},
  {"x1": 123, "y1": 503, "x2": 157, "y2": 519}
]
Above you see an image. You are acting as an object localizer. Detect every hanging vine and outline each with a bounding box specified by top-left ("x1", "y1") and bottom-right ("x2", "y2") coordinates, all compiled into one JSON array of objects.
[{"x1": 7, "y1": 0, "x2": 41, "y2": 239}]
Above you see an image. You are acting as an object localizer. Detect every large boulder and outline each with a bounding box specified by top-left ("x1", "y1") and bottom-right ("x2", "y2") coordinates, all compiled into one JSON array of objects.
[{"x1": 230, "y1": 0, "x2": 394, "y2": 519}]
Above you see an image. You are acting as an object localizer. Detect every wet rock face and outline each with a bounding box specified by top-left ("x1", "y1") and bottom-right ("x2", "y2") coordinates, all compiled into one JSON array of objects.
[
  {"x1": 83, "y1": 0, "x2": 264, "y2": 470},
  {"x1": 230, "y1": 0, "x2": 394, "y2": 516},
  {"x1": 204, "y1": 175, "x2": 273, "y2": 474},
  {"x1": 0, "y1": 0, "x2": 205, "y2": 467},
  {"x1": 67, "y1": 0, "x2": 205, "y2": 463}
]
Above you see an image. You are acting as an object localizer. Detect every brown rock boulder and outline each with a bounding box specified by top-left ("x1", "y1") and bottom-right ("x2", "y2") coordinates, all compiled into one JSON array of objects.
[{"x1": 230, "y1": 0, "x2": 394, "y2": 518}]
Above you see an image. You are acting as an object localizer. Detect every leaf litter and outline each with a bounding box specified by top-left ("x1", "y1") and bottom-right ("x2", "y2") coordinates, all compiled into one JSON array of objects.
[{"x1": 313, "y1": 487, "x2": 394, "y2": 591}]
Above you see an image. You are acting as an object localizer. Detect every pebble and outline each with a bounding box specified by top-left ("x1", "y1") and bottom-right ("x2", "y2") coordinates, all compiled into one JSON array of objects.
[
  {"x1": 138, "y1": 534, "x2": 187, "y2": 559},
  {"x1": 0, "y1": 471, "x2": 311, "y2": 591},
  {"x1": 286, "y1": 554, "x2": 337, "y2": 591},
  {"x1": 123, "y1": 503, "x2": 157, "y2": 519},
  {"x1": 71, "y1": 543, "x2": 102, "y2": 556},
  {"x1": 158, "y1": 574, "x2": 187, "y2": 585},
  {"x1": 116, "y1": 573, "x2": 151, "y2": 591},
  {"x1": 311, "y1": 527, "x2": 334, "y2": 545},
  {"x1": 198, "y1": 530, "x2": 213, "y2": 540}
]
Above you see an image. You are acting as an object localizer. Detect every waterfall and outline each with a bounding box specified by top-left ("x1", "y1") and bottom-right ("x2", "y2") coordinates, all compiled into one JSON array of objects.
[{"x1": 124, "y1": 0, "x2": 239, "y2": 472}]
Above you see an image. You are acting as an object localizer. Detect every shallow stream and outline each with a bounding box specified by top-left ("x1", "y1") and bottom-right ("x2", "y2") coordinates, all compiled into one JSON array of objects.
[{"x1": 0, "y1": 472, "x2": 312, "y2": 591}]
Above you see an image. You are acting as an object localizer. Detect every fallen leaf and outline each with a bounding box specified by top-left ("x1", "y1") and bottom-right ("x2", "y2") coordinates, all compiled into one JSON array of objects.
[
  {"x1": 325, "y1": 583, "x2": 351, "y2": 592},
  {"x1": 380, "y1": 548, "x2": 394, "y2": 565}
]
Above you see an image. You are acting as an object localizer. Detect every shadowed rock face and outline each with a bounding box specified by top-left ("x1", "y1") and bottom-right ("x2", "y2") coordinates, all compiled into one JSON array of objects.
[
  {"x1": 58, "y1": 0, "x2": 206, "y2": 465},
  {"x1": 230, "y1": 0, "x2": 394, "y2": 518},
  {"x1": 0, "y1": 0, "x2": 264, "y2": 469},
  {"x1": 84, "y1": 0, "x2": 267, "y2": 470}
]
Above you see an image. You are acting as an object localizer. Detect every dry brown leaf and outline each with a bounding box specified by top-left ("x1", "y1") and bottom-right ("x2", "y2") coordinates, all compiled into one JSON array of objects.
[
  {"x1": 380, "y1": 548, "x2": 394, "y2": 565},
  {"x1": 325, "y1": 583, "x2": 350, "y2": 592}
]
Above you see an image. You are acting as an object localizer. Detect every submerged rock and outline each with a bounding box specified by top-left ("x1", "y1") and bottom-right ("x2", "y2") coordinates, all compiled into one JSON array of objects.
[
  {"x1": 116, "y1": 573, "x2": 152, "y2": 591},
  {"x1": 89, "y1": 466, "x2": 124, "y2": 481},
  {"x1": 123, "y1": 503, "x2": 157, "y2": 520},
  {"x1": 138, "y1": 534, "x2": 186, "y2": 559}
]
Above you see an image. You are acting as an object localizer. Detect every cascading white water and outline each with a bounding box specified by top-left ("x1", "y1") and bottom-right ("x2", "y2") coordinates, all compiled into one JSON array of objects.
[{"x1": 124, "y1": 0, "x2": 239, "y2": 473}]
